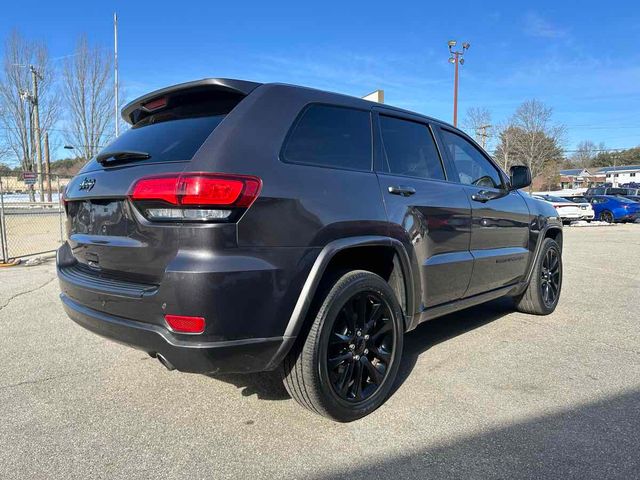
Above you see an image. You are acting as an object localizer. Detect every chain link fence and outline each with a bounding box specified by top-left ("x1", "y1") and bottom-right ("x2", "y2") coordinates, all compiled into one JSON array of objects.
[{"x1": 0, "y1": 173, "x2": 71, "y2": 261}]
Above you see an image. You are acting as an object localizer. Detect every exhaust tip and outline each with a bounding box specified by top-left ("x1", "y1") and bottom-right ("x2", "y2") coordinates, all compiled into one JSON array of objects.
[{"x1": 156, "y1": 353, "x2": 175, "y2": 371}]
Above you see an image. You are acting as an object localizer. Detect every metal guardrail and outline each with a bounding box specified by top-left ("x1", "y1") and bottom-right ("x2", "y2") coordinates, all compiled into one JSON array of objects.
[{"x1": 0, "y1": 173, "x2": 70, "y2": 261}]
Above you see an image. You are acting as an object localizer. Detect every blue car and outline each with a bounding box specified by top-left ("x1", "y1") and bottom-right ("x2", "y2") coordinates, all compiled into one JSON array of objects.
[{"x1": 588, "y1": 195, "x2": 640, "y2": 223}]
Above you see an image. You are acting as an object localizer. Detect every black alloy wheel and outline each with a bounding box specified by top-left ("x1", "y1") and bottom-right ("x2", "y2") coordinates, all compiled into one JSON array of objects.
[
  {"x1": 540, "y1": 247, "x2": 560, "y2": 308},
  {"x1": 327, "y1": 292, "x2": 395, "y2": 403},
  {"x1": 282, "y1": 270, "x2": 404, "y2": 421},
  {"x1": 513, "y1": 237, "x2": 562, "y2": 315}
]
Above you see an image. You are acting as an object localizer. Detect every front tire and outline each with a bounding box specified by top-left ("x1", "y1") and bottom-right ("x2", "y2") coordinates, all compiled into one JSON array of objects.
[
  {"x1": 514, "y1": 238, "x2": 562, "y2": 315},
  {"x1": 282, "y1": 270, "x2": 404, "y2": 422}
]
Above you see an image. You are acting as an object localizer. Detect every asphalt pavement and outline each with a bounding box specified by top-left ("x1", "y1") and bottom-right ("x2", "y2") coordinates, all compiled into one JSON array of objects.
[{"x1": 1, "y1": 224, "x2": 639, "y2": 479}]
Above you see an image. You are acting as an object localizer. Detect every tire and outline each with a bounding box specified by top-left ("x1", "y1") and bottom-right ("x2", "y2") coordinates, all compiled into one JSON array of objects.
[
  {"x1": 600, "y1": 210, "x2": 614, "y2": 223},
  {"x1": 281, "y1": 270, "x2": 404, "y2": 422},
  {"x1": 514, "y1": 238, "x2": 562, "y2": 315}
]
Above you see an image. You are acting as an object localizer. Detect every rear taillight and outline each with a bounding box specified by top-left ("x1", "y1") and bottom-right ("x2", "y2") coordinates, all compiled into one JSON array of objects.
[{"x1": 130, "y1": 173, "x2": 262, "y2": 222}]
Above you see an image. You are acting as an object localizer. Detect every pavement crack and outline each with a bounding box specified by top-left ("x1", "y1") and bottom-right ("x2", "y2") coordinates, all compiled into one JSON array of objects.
[
  {"x1": 0, "y1": 276, "x2": 56, "y2": 313},
  {"x1": 1, "y1": 372, "x2": 74, "y2": 391}
]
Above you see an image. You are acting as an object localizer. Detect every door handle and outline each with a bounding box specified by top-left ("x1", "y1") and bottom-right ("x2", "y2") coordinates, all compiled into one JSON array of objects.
[
  {"x1": 388, "y1": 185, "x2": 416, "y2": 197},
  {"x1": 471, "y1": 190, "x2": 493, "y2": 203}
]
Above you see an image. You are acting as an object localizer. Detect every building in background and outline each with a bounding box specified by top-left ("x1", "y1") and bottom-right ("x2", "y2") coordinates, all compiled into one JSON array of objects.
[
  {"x1": 597, "y1": 165, "x2": 640, "y2": 186},
  {"x1": 362, "y1": 90, "x2": 384, "y2": 103},
  {"x1": 558, "y1": 168, "x2": 605, "y2": 189}
]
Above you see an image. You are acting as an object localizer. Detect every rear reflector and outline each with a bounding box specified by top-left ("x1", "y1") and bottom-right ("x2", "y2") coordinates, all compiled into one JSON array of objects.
[{"x1": 165, "y1": 314, "x2": 206, "y2": 334}]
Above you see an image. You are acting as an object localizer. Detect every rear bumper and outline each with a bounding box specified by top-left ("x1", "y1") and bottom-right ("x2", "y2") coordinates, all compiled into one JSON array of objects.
[
  {"x1": 61, "y1": 293, "x2": 287, "y2": 374},
  {"x1": 559, "y1": 213, "x2": 581, "y2": 220},
  {"x1": 56, "y1": 241, "x2": 316, "y2": 374}
]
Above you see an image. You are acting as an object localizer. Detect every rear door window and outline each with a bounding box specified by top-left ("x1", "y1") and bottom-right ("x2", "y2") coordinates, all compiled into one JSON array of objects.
[
  {"x1": 378, "y1": 115, "x2": 445, "y2": 180},
  {"x1": 282, "y1": 104, "x2": 372, "y2": 171}
]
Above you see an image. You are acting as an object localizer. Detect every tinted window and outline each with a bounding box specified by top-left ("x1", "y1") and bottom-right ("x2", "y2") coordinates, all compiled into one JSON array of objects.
[
  {"x1": 440, "y1": 130, "x2": 503, "y2": 188},
  {"x1": 97, "y1": 115, "x2": 225, "y2": 165},
  {"x1": 282, "y1": 105, "x2": 371, "y2": 171},
  {"x1": 379, "y1": 116, "x2": 445, "y2": 180}
]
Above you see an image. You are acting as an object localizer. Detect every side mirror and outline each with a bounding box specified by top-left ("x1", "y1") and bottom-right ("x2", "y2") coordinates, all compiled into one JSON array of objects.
[{"x1": 509, "y1": 165, "x2": 531, "y2": 190}]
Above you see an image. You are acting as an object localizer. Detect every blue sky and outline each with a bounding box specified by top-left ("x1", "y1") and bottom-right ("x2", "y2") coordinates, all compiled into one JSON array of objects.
[{"x1": 1, "y1": 0, "x2": 639, "y2": 158}]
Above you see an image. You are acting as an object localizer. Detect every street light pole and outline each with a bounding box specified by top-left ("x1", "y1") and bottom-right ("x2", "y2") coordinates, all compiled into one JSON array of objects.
[{"x1": 448, "y1": 41, "x2": 470, "y2": 128}]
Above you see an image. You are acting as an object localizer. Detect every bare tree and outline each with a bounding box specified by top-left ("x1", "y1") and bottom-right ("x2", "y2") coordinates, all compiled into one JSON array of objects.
[
  {"x1": 63, "y1": 35, "x2": 114, "y2": 162},
  {"x1": 0, "y1": 31, "x2": 58, "y2": 172},
  {"x1": 510, "y1": 99, "x2": 565, "y2": 185},
  {"x1": 493, "y1": 121, "x2": 519, "y2": 171},
  {"x1": 571, "y1": 140, "x2": 605, "y2": 168},
  {"x1": 462, "y1": 107, "x2": 493, "y2": 149}
]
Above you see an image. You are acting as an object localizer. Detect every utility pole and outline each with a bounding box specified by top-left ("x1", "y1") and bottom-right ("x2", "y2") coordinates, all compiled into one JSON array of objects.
[
  {"x1": 447, "y1": 41, "x2": 470, "y2": 128},
  {"x1": 114, "y1": 12, "x2": 119, "y2": 137},
  {"x1": 30, "y1": 65, "x2": 44, "y2": 202},
  {"x1": 44, "y1": 132, "x2": 52, "y2": 202},
  {"x1": 476, "y1": 124, "x2": 492, "y2": 149}
]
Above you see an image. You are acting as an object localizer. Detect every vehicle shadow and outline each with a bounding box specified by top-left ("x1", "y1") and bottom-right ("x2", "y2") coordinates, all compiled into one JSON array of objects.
[
  {"x1": 312, "y1": 389, "x2": 640, "y2": 479},
  {"x1": 210, "y1": 298, "x2": 514, "y2": 402},
  {"x1": 393, "y1": 297, "x2": 515, "y2": 394},
  {"x1": 207, "y1": 369, "x2": 290, "y2": 401}
]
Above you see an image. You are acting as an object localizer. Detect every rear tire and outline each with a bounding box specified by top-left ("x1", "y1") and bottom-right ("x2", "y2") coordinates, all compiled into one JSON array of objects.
[
  {"x1": 282, "y1": 270, "x2": 404, "y2": 422},
  {"x1": 600, "y1": 210, "x2": 614, "y2": 223},
  {"x1": 514, "y1": 238, "x2": 562, "y2": 315}
]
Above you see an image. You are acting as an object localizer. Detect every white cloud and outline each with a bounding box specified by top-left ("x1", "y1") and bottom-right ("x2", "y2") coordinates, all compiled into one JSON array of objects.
[{"x1": 524, "y1": 12, "x2": 569, "y2": 39}]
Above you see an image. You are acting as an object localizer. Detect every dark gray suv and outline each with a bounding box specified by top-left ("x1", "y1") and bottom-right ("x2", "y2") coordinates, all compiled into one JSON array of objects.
[{"x1": 57, "y1": 78, "x2": 563, "y2": 421}]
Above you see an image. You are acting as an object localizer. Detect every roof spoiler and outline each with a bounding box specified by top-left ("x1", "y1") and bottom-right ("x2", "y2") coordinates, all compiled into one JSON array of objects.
[{"x1": 121, "y1": 78, "x2": 262, "y2": 125}]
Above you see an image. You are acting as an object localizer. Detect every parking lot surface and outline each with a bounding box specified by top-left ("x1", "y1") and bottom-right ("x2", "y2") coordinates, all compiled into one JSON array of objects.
[{"x1": 1, "y1": 225, "x2": 639, "y2": 479}]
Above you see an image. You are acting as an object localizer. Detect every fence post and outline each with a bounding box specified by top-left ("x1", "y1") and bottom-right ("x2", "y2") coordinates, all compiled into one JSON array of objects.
[{"x1": 0, "y1": 176, "x2": 8, "y2": 262}]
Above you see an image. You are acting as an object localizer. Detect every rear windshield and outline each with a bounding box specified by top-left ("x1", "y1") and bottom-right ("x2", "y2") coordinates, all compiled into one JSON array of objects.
[
  {"x1": 97, "y1": 115, "x2": 224, "y2": 164},
  {"x1": 83, "y1": 88, "x2": 245, "y2": 171},
  {"x1": 607, "y1": 188, "x2": 630, "y2": 195},
  {"x1": 545, "y1": 195, "x2": 572, "y2": 203}
]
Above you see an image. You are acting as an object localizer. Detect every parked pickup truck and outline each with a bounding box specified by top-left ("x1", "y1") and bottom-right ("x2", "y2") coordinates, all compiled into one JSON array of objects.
[{"x1": 57, "y1": 78, "x2": 563, "y2": 421}]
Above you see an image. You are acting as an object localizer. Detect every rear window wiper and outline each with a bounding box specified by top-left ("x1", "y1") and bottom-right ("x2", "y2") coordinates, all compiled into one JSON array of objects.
[{"x1": 96, "y1": 150, "x2": 151, "y2": 166}]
